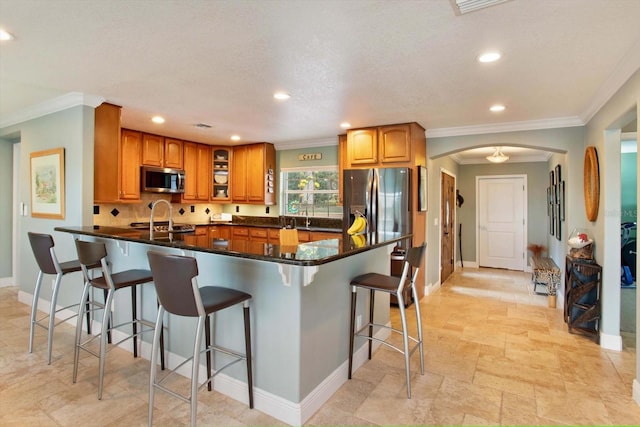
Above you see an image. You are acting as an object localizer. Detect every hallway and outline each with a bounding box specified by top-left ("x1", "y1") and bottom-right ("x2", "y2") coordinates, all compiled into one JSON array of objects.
[{"x1": 1, "y1": 267, "x2": 639, "y2": 425}]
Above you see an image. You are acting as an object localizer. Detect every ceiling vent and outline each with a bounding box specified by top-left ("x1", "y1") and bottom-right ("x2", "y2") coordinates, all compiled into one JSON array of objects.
[{"x1": 450, "y1": 0, "x2": 511, "y2": 15}]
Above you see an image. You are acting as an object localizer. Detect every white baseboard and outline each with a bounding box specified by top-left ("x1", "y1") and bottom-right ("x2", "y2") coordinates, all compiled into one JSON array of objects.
[
  {"x1": 600, "y1": 332, "x2": 623, "y2": 351},
  {"x1": 461, "y1": 261, "x2": 478, "y2": 268},
  {"x1": 633, "y1": 379, "x2": 640, "y2": 406},
  {"x1": 17, "y1": 290, "x2": 392, "y2": 426},
  {"x1": 425, "y1": 281, "x2": 441, "y2": 296},
  {"x1": 0, "y1": 277, "x2": 15, "y2": 288}
]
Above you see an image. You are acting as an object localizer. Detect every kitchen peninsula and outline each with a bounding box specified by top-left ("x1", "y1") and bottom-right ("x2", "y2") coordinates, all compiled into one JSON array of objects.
[{"x1": 55, "y1": 225, "x2": 410, "y2": 425}]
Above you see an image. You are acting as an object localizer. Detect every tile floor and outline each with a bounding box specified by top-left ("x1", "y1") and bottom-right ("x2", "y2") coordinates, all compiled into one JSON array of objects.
[{"x1": 1, "y1": 267, "x2": 639, "y2": 426}]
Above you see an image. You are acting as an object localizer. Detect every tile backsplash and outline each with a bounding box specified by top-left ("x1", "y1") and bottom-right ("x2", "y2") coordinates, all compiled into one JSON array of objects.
[{"x1": 94, "y1": 193, "x2": 223, "y2": 227}]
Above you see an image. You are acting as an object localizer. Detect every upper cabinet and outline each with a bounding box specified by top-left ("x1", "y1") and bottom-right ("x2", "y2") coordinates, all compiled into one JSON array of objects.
[
  {"x1": 338, "y1": 134, "x2": 347, "y2": 205},
  {"x1": 180, "y1": 142, "x2": 210, "y2": 202},
  {"x1": 231, "y1": 142, "x2": 276, "y2": 205},
  {"x1": 141, "y1": 134, "x2": 184, "y2": 169},
  {"x1": 346, "y1": 122, "x2": 422, "y2": 168},
  {"x1": 164, "y1": 138, "x2": 184, "y2": 169},
  {"x1": 212, "y1": 147, "x2": 232, "y2": 201},
  {"x1": 94, "y1": 103, "x2": 141, "y2": 203}
]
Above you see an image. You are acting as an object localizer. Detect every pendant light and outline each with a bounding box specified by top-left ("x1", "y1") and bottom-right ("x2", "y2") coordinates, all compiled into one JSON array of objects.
[{"x1": 486, "y1": 147, "x2": 509, "y2": 163}]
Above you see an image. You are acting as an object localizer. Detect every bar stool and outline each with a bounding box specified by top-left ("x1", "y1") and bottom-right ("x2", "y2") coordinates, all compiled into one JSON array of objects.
[
  {"x1": 73, "y1": 239, "x2": 163, "y2": 399},
  {"x1": 348, "y1": 243, "x2": 426, "y2": 398},
  {"x1": 27, "y1": 232, "x2": 95, "y2": 364},
  {"x1": 147, "y1": 251, "x2": 253, "y2": 427}
]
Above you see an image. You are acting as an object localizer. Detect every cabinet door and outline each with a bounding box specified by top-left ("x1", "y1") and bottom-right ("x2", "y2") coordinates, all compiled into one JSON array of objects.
[
  {"x1": 195, "y1": 144, "x2": 211, "y2": 201},
  {"x1": 94, "y1": 103, "x2": 122, "y2": 203},
  {"x1": 164, "y1": 138, "x2": 184, "y2": 169},
  {"x1": 232, "y1": 227, "x2": 249, "y2": 241},
  {"x1": 182, "y1": 142, "x2": 198, "y2": 200},
  {"x1": 120, "y1": 129, "x2": 142, "y2": 200},
  {"x1": 338, "y1": 134, "x2": 347, "y2": 204},
  {"x1": 348, "y1": 128, "x2": 377, "y2": 165},
  {"x1": 141, "y1": 133, "x2": 164, "y2": 167},
  {"x1": 249, "y1": 227, "x2": 269, "y2": 243},
  {"x1": 231, "y1": 146, "x2": 248, "y2": 201},
  {"x1": 210, "y1": 225, "x2": 232, "y2": 240},
  {"x1": 310, "y1": 231, "x2": 342, "y2": 244},
  {"x1": 246, "y1": 144, "x2": 265, "y2": 202},
  {"x1": 212, "y1": 147, "x2": 231, "y2": 200},
  {"x1": 379, "y1": 124, "x2": 411, "y2": 163},
  {"x1": 268, "y1": 228, "x2": 281, "y2": 243}
]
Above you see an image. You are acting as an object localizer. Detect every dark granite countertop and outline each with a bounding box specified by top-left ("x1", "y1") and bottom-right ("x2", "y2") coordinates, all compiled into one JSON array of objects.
[{"x1": 55, "y1": 226, "x2": 409, "y2": 267}]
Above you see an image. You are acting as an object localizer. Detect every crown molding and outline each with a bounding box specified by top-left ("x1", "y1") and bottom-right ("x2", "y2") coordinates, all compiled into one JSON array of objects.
[
  {"x1": 0, "y1": 92, "x2": 104, "y2": 129},
  {"x1": 580, "y1": 38, "x2": 640, "y2": 124},
  {"x1": 426, "y1": 116, "x2": 584, "y2": 138},
  {"x1": 273, "y1": 136, "x2": 337, "y2": 151}
]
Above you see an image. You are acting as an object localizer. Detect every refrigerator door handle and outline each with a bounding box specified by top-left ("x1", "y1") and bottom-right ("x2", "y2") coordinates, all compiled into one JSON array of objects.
[{"x1": 370, "y1": 169, "x2": 378, "y2": 233}]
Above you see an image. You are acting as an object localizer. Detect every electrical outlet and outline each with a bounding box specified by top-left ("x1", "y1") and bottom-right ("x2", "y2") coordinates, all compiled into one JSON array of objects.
[
  {"x1": 235, "y1": 206, "x2": 239, "y2": 213},
  {"x1": 356, "y1": 314, "x2": 362, "y2": 330}
]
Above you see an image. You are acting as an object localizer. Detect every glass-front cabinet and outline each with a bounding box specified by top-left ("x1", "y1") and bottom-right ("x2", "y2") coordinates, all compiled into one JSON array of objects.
[{"x1": 212, "y1": 147, "x2": 231, "y2": 201}]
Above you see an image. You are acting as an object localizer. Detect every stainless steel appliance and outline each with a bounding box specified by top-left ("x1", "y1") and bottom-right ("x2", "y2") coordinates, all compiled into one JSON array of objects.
[
  {"x1": 343, "y1": 167, "x2": 412, "y2": 243},
  {"x1": 141, "y1": 166, "x2": 185, "y2": 193}
]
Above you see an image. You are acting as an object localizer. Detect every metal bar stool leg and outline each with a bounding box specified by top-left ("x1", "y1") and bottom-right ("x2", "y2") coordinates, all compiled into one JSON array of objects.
[
  {"x1": 28, "y1": 271, "x2": 45, "y2": 354},
  {"x1": 412, "y1": 283, "x2": 425, "y2": 375},
  {"x1": 397, "y1": 292, "x2": 411, "y2": 398},
  {"x1": 46, "y1": 272, "x2": 64, "y2": 364},
  {"x1": 148, "y1": 306, "x2": 164, "y2": 427},
  {"x1": 205, "y1": 314, "x2": 212, "y2": 392},
  {"x1": 243, "y1": 302, "x2": 254, "y2": 409},
  {"x1": 132, "y1": 287, "x2": 138, "y2": 358},
  {"x1": 98, "y1": 288, "x2": 115, "y2": 400},
  {"x1": 73, "y1": 280, "x2": 92, "y2": 383},
  {"x1": 191, "y1": 316, "x2": 206, "y2": 427},
  {"x1": 368, "y1": 290, "x2": 375, "y2": 360},
  {"x1": 348, "y1": 286, "x2": 357, "y2": 379}
]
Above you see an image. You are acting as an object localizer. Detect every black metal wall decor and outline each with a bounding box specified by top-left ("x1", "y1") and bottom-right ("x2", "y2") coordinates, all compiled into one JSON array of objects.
[{"x1": 548, "y1": 164, "x2": 565, "y2": 241}]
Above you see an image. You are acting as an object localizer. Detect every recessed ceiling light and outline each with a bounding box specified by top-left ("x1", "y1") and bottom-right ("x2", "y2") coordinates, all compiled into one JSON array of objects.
[
  {"x1": 0, "y1": 29, "x2": 14, "y2": 41},
  {"x1": 340, "y1": 122, "x2": 351, "y2": 129},
  {"x1": 273, "y1": 92, "x2": 290, "y2": 100},
  {"x1": 231, "y1": 135, "x2": 241, "y2": 141},
  {"x1": 490, "y1": 104, "x2": 506, "y2": 112},
  {"x1": 151, "y1": 116, "x2": 165, "y2": 124},
  {"x1": 478, "y1": 52, "x2": 501, "y2": 63}
]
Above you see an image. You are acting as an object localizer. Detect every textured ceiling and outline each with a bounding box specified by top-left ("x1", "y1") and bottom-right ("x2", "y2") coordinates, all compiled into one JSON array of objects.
[{"x1": 1, "y1": 0, "x2": 639, "y2": 153}]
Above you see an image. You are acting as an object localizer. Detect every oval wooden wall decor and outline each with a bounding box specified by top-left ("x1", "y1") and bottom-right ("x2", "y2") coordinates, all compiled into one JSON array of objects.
[{"x1": 583, "y1": 146, "x2": 600, "y2": 221}]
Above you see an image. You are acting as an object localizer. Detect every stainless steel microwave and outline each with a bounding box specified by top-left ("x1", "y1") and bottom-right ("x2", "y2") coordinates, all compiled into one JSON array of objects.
[{"x1": 141, "y1": 166, "x2": 185, "y2": 193}]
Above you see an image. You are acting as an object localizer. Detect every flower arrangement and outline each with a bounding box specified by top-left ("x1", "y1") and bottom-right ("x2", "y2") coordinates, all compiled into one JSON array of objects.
[{"x1": 527, "y1": 243, "x2": 546, "y2": 258}]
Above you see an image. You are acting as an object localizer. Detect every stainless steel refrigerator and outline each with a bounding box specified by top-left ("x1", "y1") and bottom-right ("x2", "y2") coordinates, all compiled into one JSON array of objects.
[{"x1": 343, "y1": 167, "x2": 412, "y2": 245}]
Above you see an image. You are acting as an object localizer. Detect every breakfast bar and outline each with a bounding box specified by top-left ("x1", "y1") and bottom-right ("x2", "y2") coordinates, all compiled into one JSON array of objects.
[{"x1": 55, "y1": 226, "x2": 409, "y2": 425}]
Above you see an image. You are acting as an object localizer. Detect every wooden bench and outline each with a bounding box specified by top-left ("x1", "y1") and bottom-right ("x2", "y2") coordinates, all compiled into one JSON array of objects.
[{"x1": 530, "y1": 256, "x2": 561, "y2": 295}]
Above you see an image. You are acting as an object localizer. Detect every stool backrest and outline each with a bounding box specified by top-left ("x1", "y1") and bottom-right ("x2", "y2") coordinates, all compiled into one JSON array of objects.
[
  {"x1": 406, "y1": 243, "x2": 427, "y2": 270},
  {"x1": 28, "y1": 232, "x2": 58, "y2": 274},
  {"x1": 399, "y1": 243, "x2": 427, "y2": 292},
  {"x1": 147, "y1": 251, "x2": 202, "y2": 317},
  {"x1": 74, "y1": 240, "x2": 110, "y2": 287}
]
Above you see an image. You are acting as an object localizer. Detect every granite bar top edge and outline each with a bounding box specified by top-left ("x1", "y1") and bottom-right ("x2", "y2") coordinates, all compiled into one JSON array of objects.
[{"x1": 55, "y1": 226, "x2": 410, "y2": 267}]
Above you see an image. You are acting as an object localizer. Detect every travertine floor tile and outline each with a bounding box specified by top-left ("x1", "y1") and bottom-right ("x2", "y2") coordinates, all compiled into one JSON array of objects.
[{"x1": 3, "y1": 265, "x2": 640, "y2": 426}]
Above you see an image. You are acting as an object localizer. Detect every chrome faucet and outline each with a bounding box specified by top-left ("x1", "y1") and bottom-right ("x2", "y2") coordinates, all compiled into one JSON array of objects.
[
  {"x1": 150, "y1": 199, "x2": 173, "y2": 237},
  {"x1": 304, "y1": 207, "x2": 311, "y2": 228}
]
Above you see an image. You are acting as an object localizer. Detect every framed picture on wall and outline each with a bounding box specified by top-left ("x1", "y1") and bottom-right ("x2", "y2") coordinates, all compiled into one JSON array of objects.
[{"x1": 30, "y1": 147, "x2": 65, "y2": 219}]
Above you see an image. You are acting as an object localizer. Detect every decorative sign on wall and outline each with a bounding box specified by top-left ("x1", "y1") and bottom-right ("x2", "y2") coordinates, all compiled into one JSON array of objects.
[{"x1": 298, "y1": 153, "x2": 322, "y2": 161}]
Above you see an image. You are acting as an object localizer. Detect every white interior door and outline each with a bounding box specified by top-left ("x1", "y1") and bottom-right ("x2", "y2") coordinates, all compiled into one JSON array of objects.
[{"x1": 478, "y1": 176, "x2": 526, "y2": 270}]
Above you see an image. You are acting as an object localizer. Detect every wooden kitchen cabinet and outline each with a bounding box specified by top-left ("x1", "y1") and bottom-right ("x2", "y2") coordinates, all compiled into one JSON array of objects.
[
  {"x1": 184, "y1": 225, "x2": 209, "y2": 246},
  {"x1": 249, "y1": 228, "x2": 269, "y2": 243},
  {"x1": 94, "y1": 105, "x2": 142, "y2": 203},
  {"x1": 310, "y1": 231, "x2": 342, "y2": 244},
  {"x1": 346, "y1": 122, "x2": 420, "y2": 168},
  {"x1": 141, "y1": 133, "x2": 164, "y2": 167},
  {"x1": 212, "y1": 147, "x2": 232, "y2": 201},
  {"x1": 179, "y1": 142, "x2": 210, "y2": 202},
  {"x1": 142, "y1": 134, "x2": 184, "y2": 169},
  {"x1": 164, "y1": 138, "x2": 184, "y2": 169},
  {"x1": 338, "y1": 134, "x2": 347, "y2": 205},
  {"x1": 231, "y1": 143, "x2": 276, "y2": 205},
  {"x1": 209, "y1": 225, "x2": 231, "y2": 240}
]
